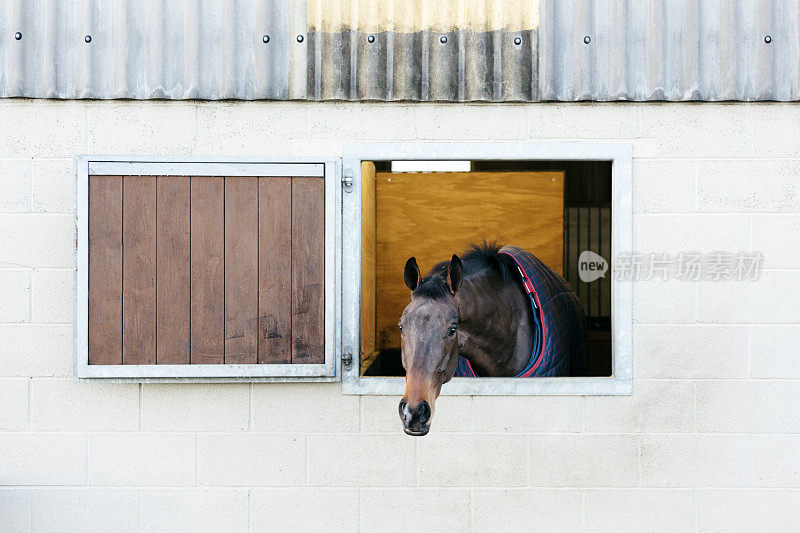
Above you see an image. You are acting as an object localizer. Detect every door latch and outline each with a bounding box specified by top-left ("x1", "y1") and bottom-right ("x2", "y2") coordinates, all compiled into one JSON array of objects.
[
  {"x1": 341, "y1": 352, "x2": 353, "y2": 368},
  {"x1": 342, "y1": 170, "x2": 354, "y2": 192}
]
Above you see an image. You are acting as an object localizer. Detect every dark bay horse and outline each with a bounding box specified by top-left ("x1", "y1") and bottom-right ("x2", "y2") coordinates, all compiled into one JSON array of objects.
[{"x1": 397, "y1": 243, "x2": 587, "y2": 436}]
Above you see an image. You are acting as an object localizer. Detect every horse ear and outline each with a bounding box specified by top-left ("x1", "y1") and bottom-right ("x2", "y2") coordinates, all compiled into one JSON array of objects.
[
  {"x1": 446, "y1": 254, "x2": 463, "y2": 295},
  {"x1": 404, "y1": 257, "x2": 421, "y2": 291}
]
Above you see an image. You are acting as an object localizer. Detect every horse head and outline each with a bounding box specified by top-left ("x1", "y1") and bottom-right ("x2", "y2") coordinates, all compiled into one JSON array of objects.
[{"x1": 397, "y1": 255, "x2": 463, "y2": 436}]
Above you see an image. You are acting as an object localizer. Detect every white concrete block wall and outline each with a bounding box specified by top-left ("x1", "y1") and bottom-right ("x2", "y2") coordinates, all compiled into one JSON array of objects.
[{"x1": 0, "y1": 100, "x2": 798, "y2": 532}]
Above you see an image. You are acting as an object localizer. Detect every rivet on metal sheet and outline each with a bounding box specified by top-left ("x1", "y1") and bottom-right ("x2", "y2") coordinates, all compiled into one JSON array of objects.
[
  {"x1": 584, "y1": 35, "x2": 591, "y2": 44},
  {"x1": 440, "y1": 35, "x2": 447, "y2": 44},
  {"x1": 84, "y1": 35, "x2": 92, "y2": 43},
  {"x1": 14, "y1": 32, "x2": 22, "y2": 40},
  {"x1": 514, "y1": 36, "x2": 521, "y2": 45},
  {"x1": 368, "y1": 35, "x2": 375, "y2": 43},
  {"x1": 262, "y1": 34, "x2": 270, "y2": 43},
  {"x1": 764, "y1": 35, "x2": 772, "y2": 43},
  {"x1": 296, "y1": 35, "x2": 304, "y2": 43}
]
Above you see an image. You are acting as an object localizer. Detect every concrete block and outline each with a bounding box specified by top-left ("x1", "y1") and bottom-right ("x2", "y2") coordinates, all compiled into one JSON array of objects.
[
  {"x1": 750, "y1": 326, "x2": 800, "y2": 378},
  {"x1": 31, "y1": 488, "x2": 138, "y2": 533},
  {"x1": 0, "y1": 102, "x2": 85, "y2": 158},
  {"x1": 252, "y1": 382, "x2": 359, "y2": 433},
  {"x1": 0, "y1": 270, "x2": 30, "y2": 322},
  {"x1": 0, "y1": 214, "x2": 74, "y2": 268},
  {"x1": 697, "y1": 490, "x2": 800, "y2": 533},
  {"x1": 0, "y1": 489, "x2": 31, "y2": 532},
  {"x1": 698, "y1": 272, "x2": 800, "y2": 324},
  {"x1": 634, "y1": 325, "x2": 749, "y2": 378},
  {"x1": 88, "y1": 434, "x2": 196, "y2": 486},
  {"x1": 584, "y1": 380, "x2": 694, "y2": 433},
  {"x1": 0, "y1": 434, "x2": 86, "y2": 485},
  {"x1": 307, "y1": 433, "x2": 415, "y2": 487},
  {"x1": 585, "y1": 489, "x2": 694, "y2": 533},
  {"x1": 31, "y1": 379, "x2": 138, "y2": 431},
  {"x1": 417, "y1": 434, "x2": 527, "y2": 487},
  {"x1": 640, "y1": 434, "x2": 752, "y2": 487},
  {"x1": 471, "y1": 489, "x2": 583, "y2": 532},
  {"x1": 196, "y1": 103, "x2": 303, "y2": 155},
  {"x1": 751, "y1": 215, "x2": 800, "y2": 268},
  {"x1": 639, "y1": 104, "x2": 750, "y2": 157},
  {"x1": 141, "y1": 383, "x2": 249, "y2": 432},
  {"x1": 0, "y1": 379, "x2": 28, "y2": 430},
  {"x1": 0, "y1": 325, "x2": 72, "y2": 377},
  {"x1": 696, "y1": 381, "x2": 800, "y2": 433},
  {"x1": 308, "y1": 104, "x2": 418, "y2": 140},
  {"x1": 632, "y1": 159, "x2": 695, "y2": 213},
  {"x1": 421, "y1": 105, "x2": 526, "y2": 140},
  {"x1": 697, "y1": 159, "x2": 800, "y2": 212},
  {"x1": 198, "y1": 433, "x2": 305, "y2": 486},
  {"x1": 0, "y1": 159, "x2": 30, "y2": 212},
  {"x1": 87, "y1": 103, "x2": 196, "y2": 154},
  {"x1": 250, "y1": 488, "x2": 358, "y2": 532},
  {"x1": 753, "y1": 435, "x2": 800, "y2": 488},
  {"x1": 30, "y1": 159, "x2": 74, "y2": 213},
  {"x1": 528, "y1": 434, "x2": 638, "y2": 487},
  {"x1": 360, "y1": 489, "x2": 470, "y2": 533},
  {"x1": 140, "y1": 489, "x2": 248, "y2": 533},
  {"x1": 471, "y1": 396, "x2": 582, "y2": 433},
  {"x1": 632, "y1": 214, "x2": 749, "y2": 255},
  {"x1": 528, "y1": 103, "x2": 639, "y2": 139},
  {"x1": 632, "y1": 279, "x2": 695, "y2": 324},
  {"x1": 31, "y1": 269, "x2": 73, "y2": 323},
  {"x1": 752, "y1": 104, "x2": 800, "y2": 157}
]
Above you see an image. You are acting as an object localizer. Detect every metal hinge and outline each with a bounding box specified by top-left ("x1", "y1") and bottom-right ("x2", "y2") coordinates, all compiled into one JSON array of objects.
[
  {"x1": 342, "y1": 169, "x2": 354, "y2": 192},
  {"x1": 341, "y1": 352, "x2": 353, "y2": 368}
]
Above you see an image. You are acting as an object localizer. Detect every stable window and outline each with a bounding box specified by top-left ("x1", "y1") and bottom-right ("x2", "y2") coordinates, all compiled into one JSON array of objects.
[
  {"x1": 341, "y1": 143, "x2": 631, "y2": 395},
  {"x1": 75, "y1": 158, "x2": 339, "y2": 380},
  {"x1": 75, "y1": 145, "x2": 630, "y2": 393}
]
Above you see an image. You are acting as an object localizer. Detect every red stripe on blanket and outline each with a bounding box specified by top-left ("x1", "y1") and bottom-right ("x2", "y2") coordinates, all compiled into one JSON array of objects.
[{"x1": 500, "y1": 251, "x2": 547, "y2": 377}]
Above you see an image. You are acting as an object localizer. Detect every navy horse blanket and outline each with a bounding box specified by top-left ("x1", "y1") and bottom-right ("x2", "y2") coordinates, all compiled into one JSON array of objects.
[{"x1": 454, "y1": 245, "x2": 588, "y2": 377}]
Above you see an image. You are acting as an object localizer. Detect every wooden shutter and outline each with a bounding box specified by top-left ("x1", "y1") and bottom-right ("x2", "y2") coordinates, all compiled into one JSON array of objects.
[{"x1": 87, "y1": 174, "x2": 325, "y2": 367}]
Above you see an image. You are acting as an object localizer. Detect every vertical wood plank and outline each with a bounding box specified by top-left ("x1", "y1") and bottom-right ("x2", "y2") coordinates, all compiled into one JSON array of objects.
[
  {"x1": 191, "y1": 177, "x2": 225, "y2": 364},
  {"x1": 88, "y1": 175, "x2": 122, "y2": 365},
  {"x1": 291, "y1": 177, "x2": 325, "y2": 364},
  {"x1": 156, "y1": 176, "x2": 190, "y2": 364},
  {"x1": 122, "y1": 175, "x2": 157, "y2": 364},
  {"x1": 224, "y1": 177, "x2": 259, "y2": 364},
  {"x1": 360, "y1": 162, "x2": 378, "y2": 375},
  {"x1": 257, "y1": 177, "x2": 292, "y2": 364}
]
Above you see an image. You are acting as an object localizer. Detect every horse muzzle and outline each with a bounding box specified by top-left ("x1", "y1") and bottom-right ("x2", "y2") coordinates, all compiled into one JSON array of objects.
[{"x1": 399, "y1": 399, "x2": 431, "y2": 436}]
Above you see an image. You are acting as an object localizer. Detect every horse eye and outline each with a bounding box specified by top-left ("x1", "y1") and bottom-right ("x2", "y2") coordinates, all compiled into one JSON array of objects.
[
  {"x1": 447, "y1": 324, "x2": 458, "y2": 337},
  {"x1": 398, "y1": 323, "x2": 403, "y2": 332}
]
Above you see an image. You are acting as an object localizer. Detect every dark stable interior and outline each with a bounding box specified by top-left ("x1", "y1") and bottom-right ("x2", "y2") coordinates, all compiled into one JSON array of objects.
[{"x1": 364, "y1": 160, "x2": 613, "y2": 378}]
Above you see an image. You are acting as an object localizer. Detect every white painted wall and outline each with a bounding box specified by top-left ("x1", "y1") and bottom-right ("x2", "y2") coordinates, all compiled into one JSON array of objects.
[{"x1": 1, "y1": 100, "x2": 799, "y2": 532}]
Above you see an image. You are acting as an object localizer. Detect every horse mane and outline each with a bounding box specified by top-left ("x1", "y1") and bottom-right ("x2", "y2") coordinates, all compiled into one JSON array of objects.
[{"x1": 412, "y1": 241, "x2": 516, "y2": 299}]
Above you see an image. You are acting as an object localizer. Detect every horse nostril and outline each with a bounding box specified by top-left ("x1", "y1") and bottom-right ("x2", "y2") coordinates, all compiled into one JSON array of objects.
[
  {"x1": 398, "y1": 400, "x2": 408, "y2": 421},
  {"x1": 418, "y1": 401, "x2": 431, "y2": 424}
]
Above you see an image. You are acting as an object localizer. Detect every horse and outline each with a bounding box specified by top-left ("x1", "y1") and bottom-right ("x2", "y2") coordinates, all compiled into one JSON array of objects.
[{"x1": 397, "y1": 242, "x2": 588, "y2": 436}]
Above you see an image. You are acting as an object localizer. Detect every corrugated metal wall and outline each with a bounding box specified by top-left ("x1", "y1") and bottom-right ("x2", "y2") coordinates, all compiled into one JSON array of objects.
[
  {"x1": 0, "y1": 0, "x2": 299, "y2": 99},
  {"x1": 306, "y1": 0, "x2": 538, "y2": 100},
  {"x1": 1, "y1": 0, "x2": 798, "y2": 101},
  {"x1": 540, "y1": 0, "x2": 800, "y2": 101}
]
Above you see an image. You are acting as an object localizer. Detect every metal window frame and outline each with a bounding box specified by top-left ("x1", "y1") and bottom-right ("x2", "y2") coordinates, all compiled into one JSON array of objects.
[
  {"x1": 341, "y1": 142, "x2": 632, "y2": 395},
  {"x1": 73, "y1": 155, "x2": 341, "y2": 382}
]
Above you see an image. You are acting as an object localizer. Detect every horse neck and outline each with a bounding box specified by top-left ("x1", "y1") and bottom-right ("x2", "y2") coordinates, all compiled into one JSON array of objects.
[{"x1": 455, "y1": 270, "x2": 534, "y2": 376}]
